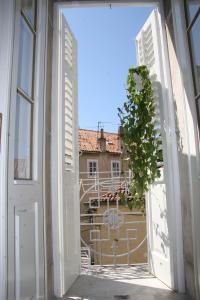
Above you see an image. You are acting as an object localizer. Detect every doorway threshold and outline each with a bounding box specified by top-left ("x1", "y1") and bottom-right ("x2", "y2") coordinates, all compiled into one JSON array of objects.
[
  {"x1": 62, "y1": 265, "x2": 190, "y2": 300},
  {"x1": 81, "y1": 264, "x2": 153, "y2": 282}
]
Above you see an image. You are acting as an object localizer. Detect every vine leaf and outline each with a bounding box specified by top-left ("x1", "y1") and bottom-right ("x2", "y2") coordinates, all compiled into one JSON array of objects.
[{"x1": 118, "y1": 65, "x2": 162, "y2": 210}]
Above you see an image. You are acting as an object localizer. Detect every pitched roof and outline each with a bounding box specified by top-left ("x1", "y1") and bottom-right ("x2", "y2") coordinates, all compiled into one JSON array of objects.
[{"x1": 79, "y1": 129, "x2": 121, "y2": 153}]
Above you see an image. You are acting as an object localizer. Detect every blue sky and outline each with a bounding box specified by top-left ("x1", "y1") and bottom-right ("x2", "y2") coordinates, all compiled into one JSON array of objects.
[{"x1": 63, "y1": 6, "x2": 154, "y2": 133}]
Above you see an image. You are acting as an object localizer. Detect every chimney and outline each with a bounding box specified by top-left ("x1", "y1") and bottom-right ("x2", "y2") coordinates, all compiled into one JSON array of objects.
[
  {"x1": 118, "y1": 126, "x2": 123, "y2": 153},
  {"x1": 98, "y1": 128, "x2": 106, "y2": 152},
  {"x1": 100, "y1": 128, "x2": 104, "y2": 139},
  {"x1": 118, "y1": 126, "x2": 124, "y2": 138}
]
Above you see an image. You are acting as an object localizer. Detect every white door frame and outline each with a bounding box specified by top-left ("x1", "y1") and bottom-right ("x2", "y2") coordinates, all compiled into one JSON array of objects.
[
  {"x1": 51, "y1": 4, "x2": 65, "y2": 296},
  {"x1": 156, "y1": 2, "x2": 185, "y2": 292},
  {"x1": 171, "y1": 1, "x2": 200, "y2": 298},
  {"x1": 52, "y1": 0, "x2": 185, "y2": 294},
  {"x1": 2, "y1": 0, "x2": 198, "y2": 299},
  {"x1": 0, "y1": 2, "x2": 15, "y2": 299}
]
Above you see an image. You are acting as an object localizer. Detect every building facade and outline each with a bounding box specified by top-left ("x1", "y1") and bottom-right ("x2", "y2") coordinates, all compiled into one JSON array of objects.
[{"x1": 79, "y1": 129, "x2": 147, "y2": 265}]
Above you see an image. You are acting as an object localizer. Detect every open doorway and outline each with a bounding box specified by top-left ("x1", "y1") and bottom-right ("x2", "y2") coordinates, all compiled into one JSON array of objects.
[
  {"x1": 51, "y1": 1, "x2": 184, "y2": 298},
  {"x1": 65, "y1": 6, "x2": 155, "y2": 269}
]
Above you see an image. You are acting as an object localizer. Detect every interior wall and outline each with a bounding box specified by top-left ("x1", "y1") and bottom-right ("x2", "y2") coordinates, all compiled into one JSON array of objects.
[{"x1": 163, "y1": 1, "x2": 196, "y2": 298}]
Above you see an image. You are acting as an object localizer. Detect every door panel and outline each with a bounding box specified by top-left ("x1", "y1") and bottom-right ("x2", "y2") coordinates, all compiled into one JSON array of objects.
[
  {"x1": 52, "y1": 8, "x2": 80, "y2": 297},
  {"x1": 15, "y1": 202, "x2": 38, "y2": 299},
  {"x1": 8, "y1": 0, "x2": 46, "y2": 299},
  {"x1": 136, "y1": 9, "x2": 173, "y2": 288},
  {"x1": 147, "y1": 169, "x2": 171, "y2": 287},
  {"x1": 62, "y1": 14, "x2": 80, "y2": 292}
]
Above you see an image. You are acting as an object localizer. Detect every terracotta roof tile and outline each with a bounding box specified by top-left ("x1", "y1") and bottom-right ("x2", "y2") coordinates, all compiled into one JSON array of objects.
[
  {"x1": 100, "y1": 187, "x2": 133, "y2": 202},
  {"x1": 79, "y1": 129, "x2": 121, "y2": 153}
]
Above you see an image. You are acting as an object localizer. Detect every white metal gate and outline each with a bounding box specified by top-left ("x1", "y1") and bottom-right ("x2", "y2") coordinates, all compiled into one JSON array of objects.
[{"x1": 80, "y1": 171, "x2": 147, "y2": 265}]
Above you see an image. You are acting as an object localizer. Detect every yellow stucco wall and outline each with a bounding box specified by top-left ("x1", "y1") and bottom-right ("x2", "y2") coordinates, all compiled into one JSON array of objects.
[{"x1": 80, "y1": 152, "x2": 147, "y2": 265}]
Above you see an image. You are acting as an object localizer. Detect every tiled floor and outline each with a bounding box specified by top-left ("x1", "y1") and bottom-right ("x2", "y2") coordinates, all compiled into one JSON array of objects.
[{"x1": 63, "y1": 265, "x2": 191, "y2": 300}]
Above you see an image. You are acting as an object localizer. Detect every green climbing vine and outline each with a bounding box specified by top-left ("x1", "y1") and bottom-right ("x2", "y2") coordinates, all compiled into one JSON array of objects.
[{"x1": 118, "y1": 65, "x2": 162, "y2": 211}]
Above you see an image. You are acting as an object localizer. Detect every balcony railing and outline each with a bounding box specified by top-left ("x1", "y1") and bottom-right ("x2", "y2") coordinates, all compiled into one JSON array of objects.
[{"x1": 79, "y1": 171, "x2": 147, "y2": 266}]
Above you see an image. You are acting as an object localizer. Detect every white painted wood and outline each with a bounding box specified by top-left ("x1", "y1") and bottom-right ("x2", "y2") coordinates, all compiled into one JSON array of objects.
[
  {"x1": 136, "y1": 7, "x2": 184, "y2": 291},
  {"x1": 7, "y1": 1, "x2": 47, "y2": 299},
  {"x1": 158, "y1": 2, "x2": 185, "y2": 292},
  {"x1": 51, "y1": 5, "x2": 80, "y2": 297},
  {"x1": 53, "y1": 0, "x2": 185, "y2": 293},
  {"x1": 136, "y1": 10, "x2": 173, "y2": 288},
  {"x1": 0, "y1": 1, "x2": 15, "y2": 299},
  {"x1": 146, "y1": 170, "x2": 172, "y2": 287},
  {"x1": 0, "y1": 1, "x2": 190, "y2": 298},
  {"x1": 171, "y1": 1, "x2": 200, "y2": 298},
  {"x1": 56, "y1": 0, "x2": 159, "y2": 7}
]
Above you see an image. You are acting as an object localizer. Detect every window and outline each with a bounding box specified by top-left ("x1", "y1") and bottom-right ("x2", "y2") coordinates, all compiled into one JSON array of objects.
[
  {"x1": 87, "y1": 160, "x2": 98, "y2": 177},
  {"x1": 111, "y1": 160, "x2": 120, "y2": 177},
  {"x1": 89, "y1": 197, "x2": 100, "y2": 209},
  {"x1": 185, "y1": 0, "x2": 200, "y2": 131},
  {"x1": 14, "y1": 0, "x2": 36, "y2": 179}
]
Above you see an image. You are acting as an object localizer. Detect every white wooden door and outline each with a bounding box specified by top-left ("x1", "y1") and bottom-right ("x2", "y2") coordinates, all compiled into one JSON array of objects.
[
  {"x1": 136, "y1": 8, "x2": 183, "y2": 289},
  {"x1": 52, "y1": 8, "x2": 80, "y2": 298},
  {"x1": 7, "y1": 1, "x2": 47, "y2": 299},
  {"x1": 146, "y1": 168, "x2": 172, "y2": 287},
  {"x1": 136, "y1": 9, "x2": 173, "y2": 288}
]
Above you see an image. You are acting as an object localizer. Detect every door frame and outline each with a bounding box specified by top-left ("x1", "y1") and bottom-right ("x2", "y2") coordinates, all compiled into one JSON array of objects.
[
  {"x1": 156, "y1": 2, "x2": 185, "y2": 291},
  {"x1": 51, "y1": 4, "x2": 65, "y2": 297},
  {"x1": 0, "y1": 2, "x2": 15, "y2": 299},
  {"x1": 1, "y1": 0, "x2": 198, "y2": 299},
  {"x1": 171, "y1": 1, "x2": 200, "y2": 298},
  {"x1": 52, "y1": 0, "x2": 185, "y2": 294}
]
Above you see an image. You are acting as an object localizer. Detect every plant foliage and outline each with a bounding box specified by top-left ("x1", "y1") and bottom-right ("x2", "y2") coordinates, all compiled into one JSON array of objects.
[{"x1": 118, "y1": 66, "x2": 162, "y2": 210}]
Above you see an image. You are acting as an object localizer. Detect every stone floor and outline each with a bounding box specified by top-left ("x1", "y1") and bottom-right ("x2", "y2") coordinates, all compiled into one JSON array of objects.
[{"x1": 63, "y1": 265, "x2": 191, "y2": 300}]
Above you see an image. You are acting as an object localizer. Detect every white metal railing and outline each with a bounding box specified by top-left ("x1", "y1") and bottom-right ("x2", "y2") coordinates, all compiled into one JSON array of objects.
[
  {"x1": 80, "y1": 171, "x2": 132, "y2": 198},
  {"x1": 79, "y1": 171, "x2": 147, "y2": 266}
]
